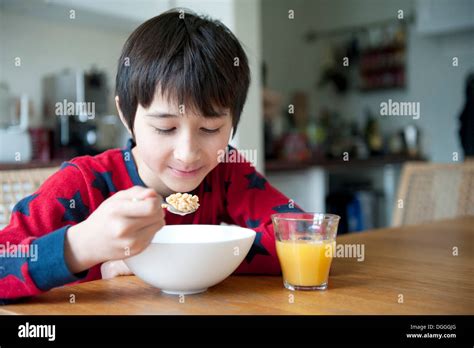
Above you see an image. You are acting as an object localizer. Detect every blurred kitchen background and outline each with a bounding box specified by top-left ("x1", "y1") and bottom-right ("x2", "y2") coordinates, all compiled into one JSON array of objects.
[{"x1": 1, "y1": 0, "x2": 473, "y2": 232}]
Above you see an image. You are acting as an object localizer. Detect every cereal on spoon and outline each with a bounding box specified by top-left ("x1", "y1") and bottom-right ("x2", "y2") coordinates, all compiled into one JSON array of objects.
[{"x1": 161, "y1": 193, "x2": 200, "y2": 215}]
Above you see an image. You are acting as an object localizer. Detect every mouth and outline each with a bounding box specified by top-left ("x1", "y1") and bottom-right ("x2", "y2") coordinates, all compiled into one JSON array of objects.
[{"x1": 168, "y1": 166, "x2": 203, "y2": 178}]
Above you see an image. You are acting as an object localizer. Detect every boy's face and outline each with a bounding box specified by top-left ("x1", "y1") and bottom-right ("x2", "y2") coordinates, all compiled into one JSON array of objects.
[{"x1": 117, "y1": 93, "x2": 233, "y2": 195}]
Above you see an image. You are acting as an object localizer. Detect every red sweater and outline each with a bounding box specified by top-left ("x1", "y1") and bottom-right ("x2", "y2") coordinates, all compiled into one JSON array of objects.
[{"x1": 0, "y1": 139, "x2": 302, "y2": 303}]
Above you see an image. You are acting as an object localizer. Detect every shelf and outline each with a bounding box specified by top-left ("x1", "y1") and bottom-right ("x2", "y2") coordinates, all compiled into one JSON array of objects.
[{"x1": 265, "y1": 155, "x2": 426, "y2": 172}]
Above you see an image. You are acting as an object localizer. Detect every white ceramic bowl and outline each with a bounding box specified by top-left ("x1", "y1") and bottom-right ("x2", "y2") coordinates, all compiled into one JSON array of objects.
[{"x1": 124, "y1": 224, "x2": 256, "y2": 295}]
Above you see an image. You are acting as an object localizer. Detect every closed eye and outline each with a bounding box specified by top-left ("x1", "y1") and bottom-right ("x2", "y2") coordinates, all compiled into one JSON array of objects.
[
  {"x1": 153, "y1": 127, "x2": 176, "y2": 135},
  {"x1": 201, "y1": 128, "x2": 220, "y2": 134},
  {"x1": 152, "y1": 126, "x2": 220, "y2": 135}
]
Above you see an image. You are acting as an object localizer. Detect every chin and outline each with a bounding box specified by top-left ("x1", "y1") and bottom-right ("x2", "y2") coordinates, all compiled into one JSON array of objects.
[{"x1": 165, "y1": 177, "x2": 202, "y2": 193}]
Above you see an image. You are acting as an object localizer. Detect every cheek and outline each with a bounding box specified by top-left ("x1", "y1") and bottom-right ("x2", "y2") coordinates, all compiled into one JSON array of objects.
[
  {"x1": 204, "y1": 131, "x2": 232, "y2": 165},
  {"x1": 142, "y1": 145, "x2": 168, "y2": 172},
  {"x1": 135, "y1": 124, "x2": 170, "y2": 172}
]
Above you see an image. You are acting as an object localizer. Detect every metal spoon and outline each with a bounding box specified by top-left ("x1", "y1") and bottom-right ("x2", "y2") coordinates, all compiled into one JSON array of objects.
[
  {"x1": 161, "y1": 202, "x2": 198, "y2": 216},
  {"x1": 132, "y1": 197, "x2": 198, "y2": 216}
]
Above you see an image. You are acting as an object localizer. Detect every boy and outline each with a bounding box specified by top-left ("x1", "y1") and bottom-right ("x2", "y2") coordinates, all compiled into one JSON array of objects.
[{"x1": 0, "y1": 9, "x2": 302, "y2": 303}]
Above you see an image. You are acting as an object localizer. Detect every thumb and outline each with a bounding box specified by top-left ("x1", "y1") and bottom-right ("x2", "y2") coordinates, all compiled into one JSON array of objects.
[
  {"x1": 121, "y1": 186, "x2": 157, "y2": 200},
  {"x1": 139, "y1": 188, "x2": 158, "y2": 200}
]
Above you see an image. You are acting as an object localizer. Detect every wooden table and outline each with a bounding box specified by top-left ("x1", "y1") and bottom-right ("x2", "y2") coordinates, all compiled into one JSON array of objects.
[{"x1": 1, "y1": 217, "x2": 473, "y2": 315}]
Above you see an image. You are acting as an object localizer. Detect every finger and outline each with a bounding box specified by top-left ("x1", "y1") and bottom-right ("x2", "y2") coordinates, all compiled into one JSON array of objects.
[
  {"x1": 113, "y1": 197, "x2": 165, "y2": 218},
  {"x1": 116, "y1": 186, "x2": 158, "y2": 200},
  {"x1": 120, "y1": 212, "x2": 164, "y2": 231},
  {"x1": 122, "y1": 221, "x2": 164, "y2": 257},
  {"x1": 141, "y1": 189, "x2": 161, "y2": 200},
  {"x1": 112, "y1": 186, "x2": 145, "y2": 199},
  {"x1": 120, "y1": 219, "x2": 165, "y2": 258},
  {"x1": 136, "y1": 220, "x2": 165, "y2": 244}
]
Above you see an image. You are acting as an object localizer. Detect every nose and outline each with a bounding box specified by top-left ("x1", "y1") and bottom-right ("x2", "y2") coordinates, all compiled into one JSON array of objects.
[{"x1": 173, "y1": 130, "x2": 201, "y2": 165}]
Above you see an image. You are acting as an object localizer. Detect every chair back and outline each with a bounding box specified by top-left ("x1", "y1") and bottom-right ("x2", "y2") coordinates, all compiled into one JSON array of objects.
[
  {"x1": 0, "y1": 167, "x2": 59, "y2": 229},
  {"x1": 392, "y1": 162, "x2": 474, "y2": 226}
]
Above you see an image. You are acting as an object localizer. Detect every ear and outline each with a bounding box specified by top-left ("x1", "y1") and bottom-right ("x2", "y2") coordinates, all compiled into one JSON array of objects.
[{"x1": 115, "y1": 96, "x2": 132, "y2": 136}]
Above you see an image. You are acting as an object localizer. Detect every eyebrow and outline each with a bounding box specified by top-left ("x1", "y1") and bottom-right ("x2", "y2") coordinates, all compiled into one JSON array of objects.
[
  {"x1": 144, "y1": 111, "x2": 228, "y2": 118},
  {"x1": 144, "y1": 112, "x2": 178, "y2": 118}
]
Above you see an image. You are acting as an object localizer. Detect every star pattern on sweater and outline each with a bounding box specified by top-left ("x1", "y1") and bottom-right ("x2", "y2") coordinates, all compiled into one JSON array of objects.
[
  {"x1": 224, "y1": 180, "x2": 231, "y2": 193},
  {"x1": 60, "y1": 162, "x2": 78, "y2": 170},
  {"x1": 0, "y1": 257, "x2": 25, "y2": 282},
  {"x1": 246, "y1": 218, "x2": 261, "y2": 228},
  {"x1": 245, "y1": 172, "x2": 267, "y2": 190},
  {"x1": 245, "y1": 232, "x2": 270, "y2": 263},
  {"x1": 92, "y1": 170, "x2": 117, "y2": 199},
  {"x1": 204, "y1": 179, "x2": 212, "y2": 193},
  {"x1": 57, "y1": 191, "x2": 89, "y2": 223},
  {"x1": 12, "y1": 194, "x2": 39, "y2": 216}
]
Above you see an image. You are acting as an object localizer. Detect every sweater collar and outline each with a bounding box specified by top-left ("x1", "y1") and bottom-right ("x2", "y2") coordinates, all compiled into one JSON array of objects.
[{"x1": 122, "y1": 138, "x2": 147, "y2": 187}]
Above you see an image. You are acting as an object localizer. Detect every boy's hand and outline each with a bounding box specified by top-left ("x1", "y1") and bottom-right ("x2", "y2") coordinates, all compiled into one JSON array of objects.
[
  {"x1": 65, "y1": 186, "x2": 165, "y2": 274},
  {"x1": 100, "y1": 260, "x2": 133, "y2": 279}
]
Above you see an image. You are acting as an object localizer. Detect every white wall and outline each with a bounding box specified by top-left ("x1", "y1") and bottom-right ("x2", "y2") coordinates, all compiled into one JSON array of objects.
[
  {"x1": 262, "y1": 0, "x2": 474, "y2": 162},
  {"x1": 233, "y1": 0, "x2": 263, "y2": 173}
]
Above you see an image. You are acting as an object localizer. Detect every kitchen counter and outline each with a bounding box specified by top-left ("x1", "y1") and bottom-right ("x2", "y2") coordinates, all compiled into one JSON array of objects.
[
  {"x1": 265, "y1": 155, "x2": 426, "y2": 172},
  {"x1": 265, "y1": 155, "x2": 427, "y2": 226},
  {"x1": 1, "y1": 217, "x2": 472, "y2": 315}
]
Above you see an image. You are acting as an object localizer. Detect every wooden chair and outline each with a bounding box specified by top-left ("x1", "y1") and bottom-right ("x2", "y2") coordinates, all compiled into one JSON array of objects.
[
  {"x1": 392, "y1": 161, "x2": 474, "y2": 226},
  {"x1": 0, "y1": 167, "x2": 59, "y2": 229}
]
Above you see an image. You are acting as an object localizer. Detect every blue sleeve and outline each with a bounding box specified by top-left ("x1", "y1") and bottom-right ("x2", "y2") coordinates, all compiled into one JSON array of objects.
[{"x1": 28, "y1": 226, "x2": 88, "y2": 291}]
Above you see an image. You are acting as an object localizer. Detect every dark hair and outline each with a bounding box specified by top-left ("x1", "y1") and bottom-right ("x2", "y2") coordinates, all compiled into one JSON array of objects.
[{"x1": 115, "y1": 8, "x2": 250, "y2": 137}]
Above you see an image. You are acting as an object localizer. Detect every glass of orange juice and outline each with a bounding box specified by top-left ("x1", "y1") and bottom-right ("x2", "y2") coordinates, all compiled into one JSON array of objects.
[{"x1": 272, "y1": 213, "x2": 340, "y2": 291}]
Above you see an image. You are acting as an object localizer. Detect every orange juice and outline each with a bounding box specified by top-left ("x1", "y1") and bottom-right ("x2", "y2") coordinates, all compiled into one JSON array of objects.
[{"x1": 276, "y1": 240, "x2": 335, "y2": 286}]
